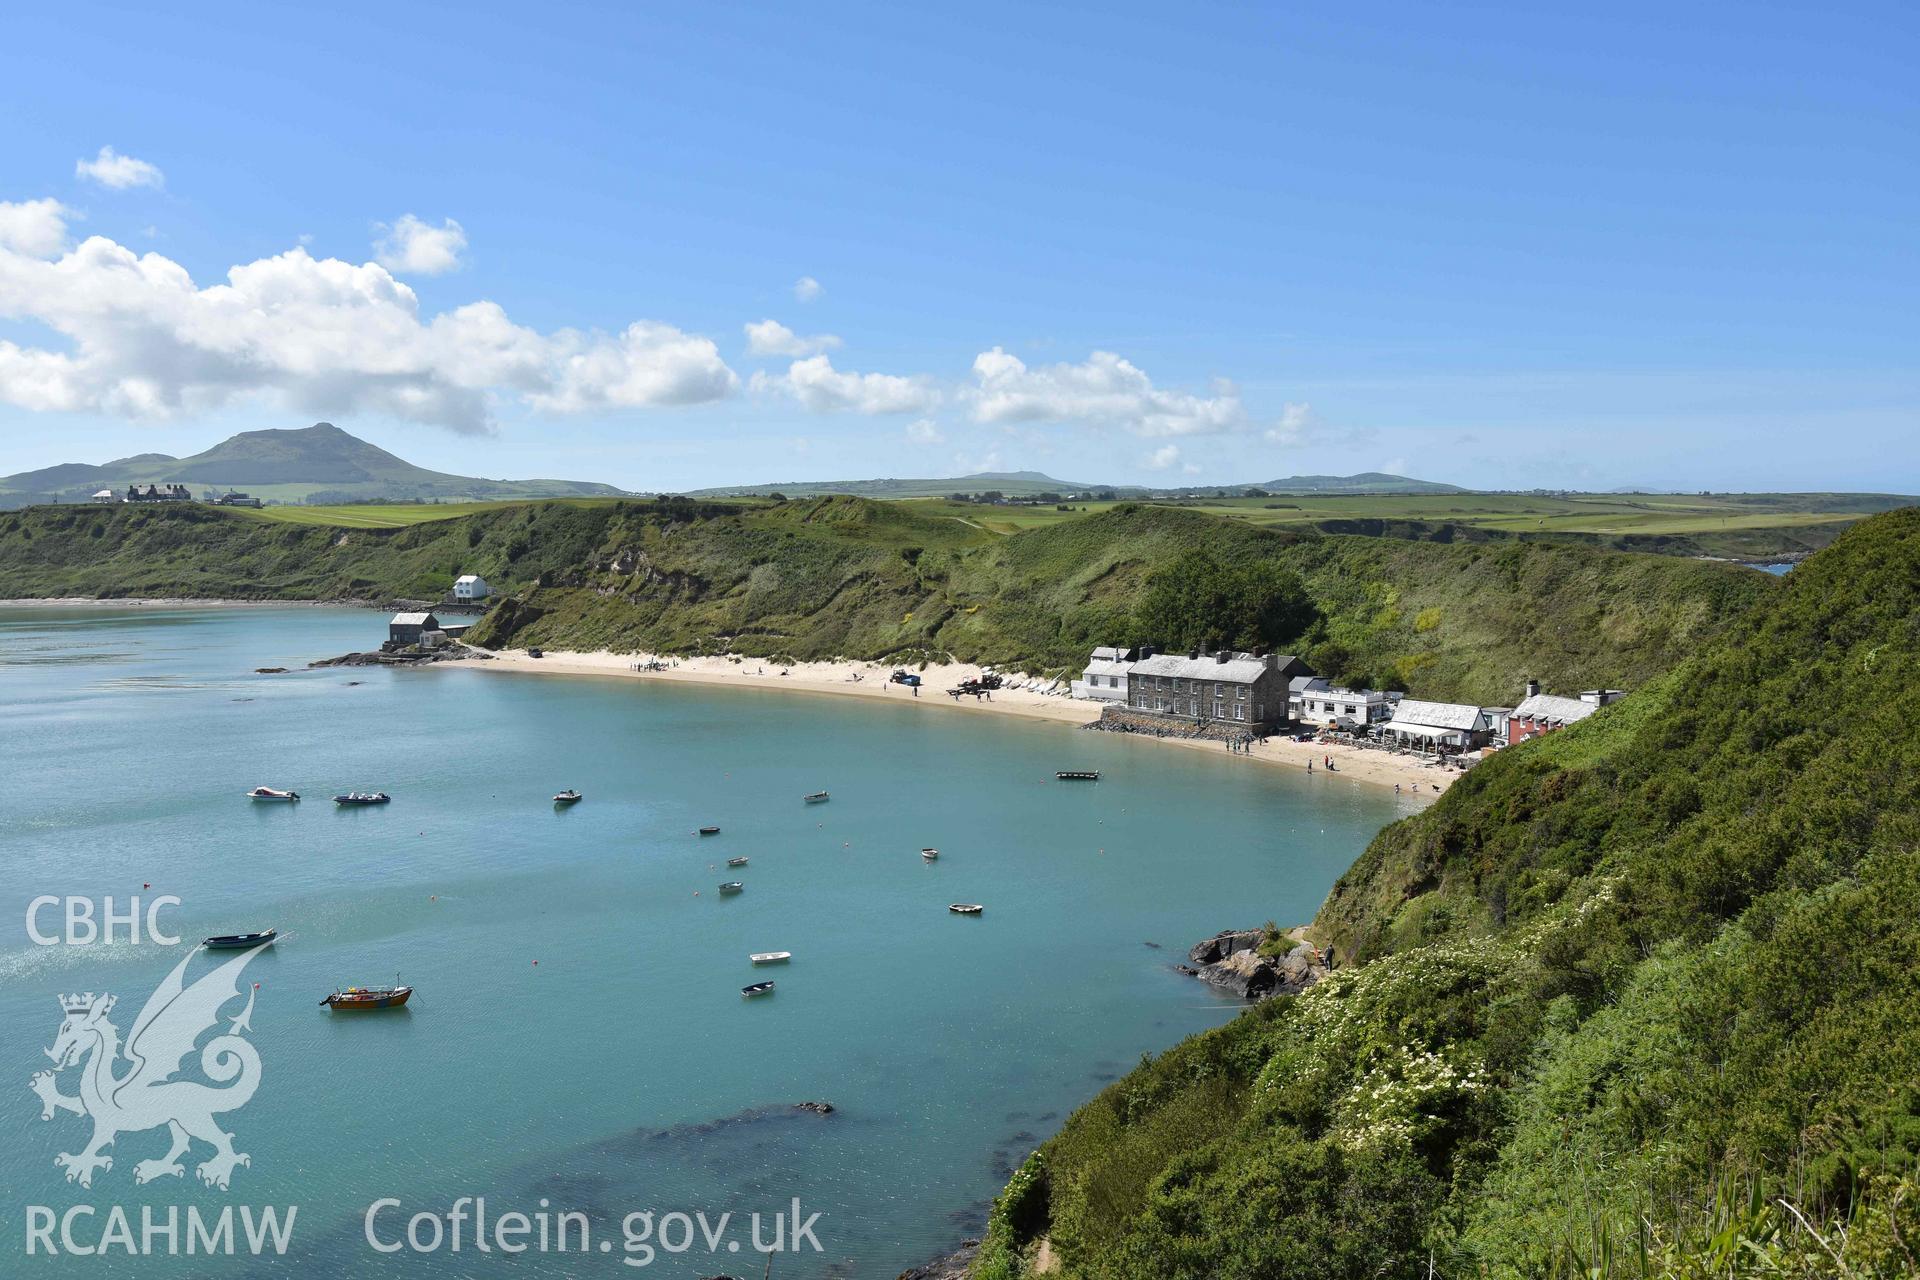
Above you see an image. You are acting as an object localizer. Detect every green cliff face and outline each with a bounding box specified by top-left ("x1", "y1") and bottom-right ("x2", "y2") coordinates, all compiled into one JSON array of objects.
[
  {"x1": 978, "y1": 508, "x2": 1920, "y2": 1278},
  {"x1": 0, "y1": 496, "x2": 1770, "y2": 707}
]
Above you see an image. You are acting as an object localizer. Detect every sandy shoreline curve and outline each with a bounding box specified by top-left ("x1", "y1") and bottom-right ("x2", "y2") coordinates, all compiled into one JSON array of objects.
[{"x1": 472, "y1": 647, "x2": 1457, "y2": 802}]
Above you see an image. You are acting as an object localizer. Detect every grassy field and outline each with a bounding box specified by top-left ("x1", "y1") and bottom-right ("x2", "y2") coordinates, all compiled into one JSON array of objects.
[
  {"x1": 902, "y1": 491, "x2": 1904, "y2": 548},
  {"x1": 210, "y1": 490, "x2": 1908, "y2": 555}
]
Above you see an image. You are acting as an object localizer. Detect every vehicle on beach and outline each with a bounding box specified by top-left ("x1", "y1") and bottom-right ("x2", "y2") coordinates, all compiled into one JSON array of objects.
[
  {"x1": 203, "y1": 928, "x2": 276, "y2": 950},
  {"x1": 333, "y1": 791, "x2": 390, "y2": 805},
  {"x1": 718, "y1": 881, "x2": 744, "y2": 895},
  {"x1": 750, "y1": 951, "x2": 791, "y2": 964},
  {"x1": 949, "y1": 903, "x2": 984, "y2": 915},
  {"x1": 247, "y1": 786, "x2": 299, "y2": 802},
  {"x1": 888, "y1": 670, "x2": 921, "y2": 687},
  {"x1": 698, "y1": 825, "x2": 721, "y2": 835},
  {"x1": 527, "y1": 647, "x2": 544, "y2": 659},
  {"x1": 727, "y1": 856, "x2": 750, "y2": 867},
  {"x1": 553, "y1": 789, "x2": 582, "y2": 804},
  {"x1": 921, "y1": 847, "x2": 939, "y2": 860},
  {"x1": 741, "y1": 981, "x2": 777, "y2": 997},
  {"x1": 321, "y1": 985, "x2": 412, "y2": 1010},
  {"x1": 803, "y1": 791, "x2": 830, "y2": 804}
]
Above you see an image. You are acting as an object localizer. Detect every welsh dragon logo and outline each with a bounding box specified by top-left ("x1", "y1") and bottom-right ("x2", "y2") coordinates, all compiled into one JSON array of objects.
[{"x1": 30, "y1": 946, "x2": 266, "y2": 1190}]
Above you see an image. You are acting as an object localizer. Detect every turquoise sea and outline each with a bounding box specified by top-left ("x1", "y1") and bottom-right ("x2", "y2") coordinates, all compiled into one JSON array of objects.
[{"x1": 0, "y1": 606, "x2": 1408, "y2": 1277}]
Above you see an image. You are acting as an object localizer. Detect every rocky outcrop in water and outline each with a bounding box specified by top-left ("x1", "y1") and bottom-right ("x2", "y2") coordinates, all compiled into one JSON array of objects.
[
  {"x1": 896, "y1": 1239, "x2": 979, "y2": 1279},
  {"x1": 1181, "y1": 929, "x2": 1326, "y2": 999}
]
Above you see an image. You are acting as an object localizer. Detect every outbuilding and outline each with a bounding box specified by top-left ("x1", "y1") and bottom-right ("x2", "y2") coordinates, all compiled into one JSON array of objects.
[{"x1": 389, "y1": 612, "x2": 440, "y2": 645}]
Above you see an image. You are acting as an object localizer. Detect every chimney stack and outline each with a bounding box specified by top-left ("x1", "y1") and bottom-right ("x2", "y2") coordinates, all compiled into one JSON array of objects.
[{"x1": 1524, "y1": 677, "x2": 1540, "y2": 700}]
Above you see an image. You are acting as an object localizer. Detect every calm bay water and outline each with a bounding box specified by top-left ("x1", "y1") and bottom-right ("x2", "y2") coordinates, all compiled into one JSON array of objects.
[{"x1": 0, "y1": 606, "x2": 1406, "y2": 1277}]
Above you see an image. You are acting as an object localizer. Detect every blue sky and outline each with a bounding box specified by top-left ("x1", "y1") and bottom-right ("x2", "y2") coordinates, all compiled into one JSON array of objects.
[{"x1": 1, "y1": 1, "x2": 1914, "y2": 492}]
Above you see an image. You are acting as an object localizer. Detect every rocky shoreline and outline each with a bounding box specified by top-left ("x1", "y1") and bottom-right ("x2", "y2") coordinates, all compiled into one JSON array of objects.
[
  {"x1": 308, "y1": 646, "x2": 492, "y2": 669},
  {"x1": 1176, "y1": 927, "x2": 1330, "y2": 999}
]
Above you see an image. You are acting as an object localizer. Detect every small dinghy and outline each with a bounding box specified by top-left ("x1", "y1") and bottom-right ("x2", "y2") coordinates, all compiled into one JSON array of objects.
[
  {"x1": 750, "y1": 951, "x2": 791, "y2": 965},
  {"x1": 718, "y1": 881, "x2": 745, "y2": 895},
  {"x1": 247, "y1": 786, "x2": 299, "y2": 802},
  {"x1": 921, "y1": 847, "x2": 939, "y2": 860},
  {"x1": 698, "y1": 825, "x2": 721, "y2": 835},
  {"x1": 332, "y1": 791, "x2": 390, "y2": 806},
  {"x1": 320, "y1": 985, "x2": 412, "y2": 1010},
  {"x1": 1055, "y1": 770, "x2": 1101, "y2": 781},
  {"x1": 949, "y1": 903, "x2": 984, "y2": 915},
  {"x1": 553, "y1": 789, "x2": 582, "y2": 805},
  {"x1": 803, "y1": 791, "x2": 830, "y2": 804},
  {"x1": 741, "y1": 981, "x2": 777, "y2": 998},
  {"x1": 203, "y1": 928, "x2": 276, "y2": 950},
  {"x1": 727, "y1": 856, "x2": 750, "y2": 867}
]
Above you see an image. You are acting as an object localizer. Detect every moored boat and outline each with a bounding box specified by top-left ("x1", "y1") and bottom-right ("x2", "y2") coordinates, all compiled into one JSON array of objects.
[
  {"x1": 247, "y1": 786, "x2": 299, "y2": 802},
  {"x1": 921, "y1": 847, "x2": 939, "y2": 860},
  {"x1": 698, "y1": 825, "x2": 721, "y2": 835},
  {"x1": 727, "y1": 856, "x2": 750, "y2": 867},
  {"x1": 320, "y1": 985, "x2": 412, "y2": 1010},
  {"x1": 1055, "y1": 770, "x2": 1101, "y2": 781},
  {"x1": 750, "y1": 951, "x2": 791, "y2": 965},
  {"x1": 204, "y1": 928, "x2": 277, "y2": 950},
  {"x1": 949, "y1": 903, "x2": 984, "y2": 915},
  {"x1": 332, "y1": 791, "x2": 390, "y2": 806},
  {"x1": 553, "y1": 789, "x2": 582, "y2": 804},
  {"x1": 718, "y1": 881, "x2": 745, "y2": 895},
  {"x1": 741, "y1": 981, "x2": 777, "y2": 997},
  {"x1": 803, "y1": 791, "x2": 830, "y2": 804}
]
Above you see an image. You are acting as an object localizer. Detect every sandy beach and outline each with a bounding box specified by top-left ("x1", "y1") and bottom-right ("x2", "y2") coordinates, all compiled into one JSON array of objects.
[{"x1": 473, "y1": 647, "x2": 1458, "y2": 802}]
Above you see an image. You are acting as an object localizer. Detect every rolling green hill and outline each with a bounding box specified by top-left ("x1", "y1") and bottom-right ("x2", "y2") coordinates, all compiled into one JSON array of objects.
[
  {"x1": 0, "y1": 496, "x2": 1773, "y2": 708},
  {"x1": 977, "y1": 509, "x2": 1920, "y2": 1278},
  {"x1": 0, "y1": 423, "x2": 628, "y2": 507}
]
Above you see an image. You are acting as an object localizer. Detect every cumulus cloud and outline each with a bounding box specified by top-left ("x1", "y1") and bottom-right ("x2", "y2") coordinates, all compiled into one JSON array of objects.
[
  {"x1": 75, "y1": 146, "x2": 164, "y2": 191},
  {"x1": 373, "y1": 215, "x2": 467, "y2": 275},
  {"x1": 968, "y1": 347, "x2": 1246, "y2": 437},
  {"x1": 744, "y1": 318, "x2": 841, "y2": 358},
  {"x1": 0, "y1": 198, "x2": 72, "y2": 256},
  {"x1": 1264, "y1": 401, "x2": 1318, "y2": 443},
  {"x1": 0, "y1": 214, "x2": 736, "y2": 433},
  {"x1": 753, "y1": 354, "x2": 939, "y2": 415},
  {"x1": 1145, "y1": 444, "x2": 1202, "y2": 475},
  {"x1": 793, "y1": 276, "x2": 822, "y2": 302},
  {"x1": 906, "y1": 418, "x2": 944, "y2": 445}
]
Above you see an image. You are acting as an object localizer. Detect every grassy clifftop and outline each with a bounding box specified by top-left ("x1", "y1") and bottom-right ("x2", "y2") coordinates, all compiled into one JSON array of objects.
[
  {"x1": 980, "y1": 508, "x2": 1920, "y2": 1278},
  {"x1": 0, "y1": 496, "x2": 1772, "y2": 705}
]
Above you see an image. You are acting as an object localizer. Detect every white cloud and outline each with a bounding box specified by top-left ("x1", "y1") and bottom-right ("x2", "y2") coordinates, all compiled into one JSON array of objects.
[
  {"x1": 793, "y1": 276, "x2": 822, "y2": 302},
  {"x1": 969, "y1": 347, "x2": 1246, "y2": 437},
  {"x1": 1147, "y1": 444, "x2": 1181, "y2": 470},
  {"x1": 0, "y1": 198, "x2": 71, "y2": 256},
  {"x1": 953, "y1": 449, "x2": 1003, "y2": 474},
  {"x1": 754, "y1": 354, "x2": 939, "y2": 415},
  {"x1": 1264, "y1": 401, "x2": 1318, "y2": 443},
  {"x1": 744, "y1": 318, "x2": 841, "y2": 358},
  {"x1": 75, "y1": 146, "x2": 164, "y2": 191},
  {"x1": 906, "y1": 418, "x2": 944, "y2": 445},
  {"x1": 373, "y1": 214, "x2": 467, "y2": 275},
  {"x1": 0, "y1": 214, "x2": 736, "y2": 433}
]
